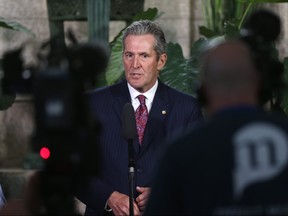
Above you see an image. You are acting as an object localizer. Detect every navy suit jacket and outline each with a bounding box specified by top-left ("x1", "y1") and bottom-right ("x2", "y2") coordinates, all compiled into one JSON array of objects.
[{"x1": 78, "y1": 79, "x2": 202, "y2": 215}]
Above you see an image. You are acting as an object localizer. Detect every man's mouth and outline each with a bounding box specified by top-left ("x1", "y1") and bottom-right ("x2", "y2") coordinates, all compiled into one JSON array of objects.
[{"x1": 130, "y1": 72, "x2": 142, "y2": 78}]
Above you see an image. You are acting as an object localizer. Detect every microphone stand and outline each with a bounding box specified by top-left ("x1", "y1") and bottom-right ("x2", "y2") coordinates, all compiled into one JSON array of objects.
[
  {"x1": 127, "y1": 138, "x2": 135, "y2": 216},
  {"x1": 122, "y1": 103, "x2": 137, "y2": 216}
]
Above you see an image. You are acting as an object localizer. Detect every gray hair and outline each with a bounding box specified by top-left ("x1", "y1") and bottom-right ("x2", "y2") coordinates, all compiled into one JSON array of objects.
[{"x1": 122, "y1": 20, "x2": 167, "y2": 60}]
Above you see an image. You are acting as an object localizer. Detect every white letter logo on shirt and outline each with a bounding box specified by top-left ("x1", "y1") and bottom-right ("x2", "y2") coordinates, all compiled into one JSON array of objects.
[{"x1": 233, "y1": 122, "x2": 288, "y2": 200}]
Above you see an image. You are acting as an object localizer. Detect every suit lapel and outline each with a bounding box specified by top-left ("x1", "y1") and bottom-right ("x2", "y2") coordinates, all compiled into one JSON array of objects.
[
  {"x1": 111, "y1": 80, "x2": 141, "y2": 153},
  {"x1": 140, "y1": 81, "x2": 170, "y2": 153},
  {"x1": 111, "y1": 80, "x2": 131, "y2": 121}
]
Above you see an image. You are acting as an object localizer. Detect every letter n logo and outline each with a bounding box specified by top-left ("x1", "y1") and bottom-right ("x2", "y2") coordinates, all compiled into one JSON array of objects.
[{"x1": 233, "y1": 123, "x2": 288, "y2": 200}]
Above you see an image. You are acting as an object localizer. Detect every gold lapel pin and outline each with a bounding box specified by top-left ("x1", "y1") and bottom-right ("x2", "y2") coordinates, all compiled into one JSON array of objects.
[{"x1": 162, "y1": 110, "x2": 167, "y2": 115}]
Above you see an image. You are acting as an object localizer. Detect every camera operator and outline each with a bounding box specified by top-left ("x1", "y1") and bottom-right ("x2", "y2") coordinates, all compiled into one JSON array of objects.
[
  {"x1": 145, "y1": 10, "x2": 288, "y2": 215},
  {"x1": 0, "y1": 35, "x2": 108, "y2": 215}
]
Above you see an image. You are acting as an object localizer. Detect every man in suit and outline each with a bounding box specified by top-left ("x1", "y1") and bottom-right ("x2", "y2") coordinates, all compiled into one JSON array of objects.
[
  {"x1": 145, "y1": 19, "x2": 288, "y2": 215},
  {"x1": 77, "y1": 20, "x2": 202, "y2": 215}
]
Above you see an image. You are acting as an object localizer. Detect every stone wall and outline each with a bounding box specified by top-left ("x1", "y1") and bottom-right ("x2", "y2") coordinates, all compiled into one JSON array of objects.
[
  {"x1": 266, "y1": 3, "x2": 288, "y2": 60},
  {"x1": 0, "y1": 0, "x2": 49, "y2": 58},
  {"x1": 145, "y1": 0, "x2": 196, "y2": 57},
  {"x1": 144, "y1": 0, "x2": 205, "y2": 57},
  {"x1": 0, "y1": 97, "x2": 34, "y2": 168}
]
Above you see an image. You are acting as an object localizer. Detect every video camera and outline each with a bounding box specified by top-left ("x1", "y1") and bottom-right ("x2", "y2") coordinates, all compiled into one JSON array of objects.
[
  {"x1": 239, "y1": 9, "x2": 285, "y2": 110},
  {"x1": 197, "y1": 9, "x2": 285, "y2": 114},
  {"x1": 1, "y1": 34, "x2": 108, "y2": 214}
]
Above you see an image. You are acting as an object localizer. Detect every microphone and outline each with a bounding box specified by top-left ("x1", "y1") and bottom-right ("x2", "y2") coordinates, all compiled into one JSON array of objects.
[
  {"x1": 122, "y1": 102, "x2": 137, "y2": 216},
  {"x1": 122, "y1": 103, "x2": 137, "y2": 140}
]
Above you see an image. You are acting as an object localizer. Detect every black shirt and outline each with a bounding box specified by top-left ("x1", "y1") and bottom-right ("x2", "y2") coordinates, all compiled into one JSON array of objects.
[{"x1": 146, "y1": 107, "x2": 288, "y2": 215}]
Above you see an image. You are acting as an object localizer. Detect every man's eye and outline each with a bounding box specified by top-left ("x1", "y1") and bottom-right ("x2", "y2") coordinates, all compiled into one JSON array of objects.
[
  {"x1": 125, "y1": 53, "x2": 133, "y2": 58},
  {"x1": 141, "y1": 54, "x2": 149, "y2": 59}
]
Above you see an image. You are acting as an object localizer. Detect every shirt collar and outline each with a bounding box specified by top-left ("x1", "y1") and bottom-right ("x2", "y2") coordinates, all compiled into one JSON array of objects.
[{"x1": 127, "y1": 79, "x2": 158, "y2": 103}]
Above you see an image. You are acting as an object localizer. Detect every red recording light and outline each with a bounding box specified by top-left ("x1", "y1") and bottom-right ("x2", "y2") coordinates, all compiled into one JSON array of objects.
[{"x1": 40, "y1": 147, "x2": 50, "y2": 159}]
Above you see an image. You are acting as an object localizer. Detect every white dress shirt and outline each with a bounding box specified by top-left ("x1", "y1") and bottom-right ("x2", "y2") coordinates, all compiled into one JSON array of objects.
[{"x1": 127, "y1": 80, "x2": 158, "y2": 113}]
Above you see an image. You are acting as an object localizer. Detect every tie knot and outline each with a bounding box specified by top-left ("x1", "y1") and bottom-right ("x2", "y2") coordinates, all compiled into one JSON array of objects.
[{"x1": 137, "y1": 95, "x2": 146, "y2": 105}]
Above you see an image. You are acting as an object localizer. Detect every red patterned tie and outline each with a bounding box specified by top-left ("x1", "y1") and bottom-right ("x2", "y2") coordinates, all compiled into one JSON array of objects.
[{"x1": 135, "y1": 95, "x2": 148, "y2": 145}]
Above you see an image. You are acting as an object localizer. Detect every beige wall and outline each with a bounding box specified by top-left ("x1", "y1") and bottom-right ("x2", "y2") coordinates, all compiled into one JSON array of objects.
[
  {"x1": 145, "y1": 0, "x2": 196, "y2": 57},
  {"x1": 145, "y1": 0, "x2": 205, "y2": 57},
  {"x1": 0, "y1": 1, "x2": 287, "y2": 59},
  {"x1": 0, "y1": 0, "x2": 49, "y2": 58},
  {"x1": 0, "y1": 0, "x2": 204, "y2": 58},
  {"x1": 266, "y1": 3, "x2": 288, "y2": 60}
]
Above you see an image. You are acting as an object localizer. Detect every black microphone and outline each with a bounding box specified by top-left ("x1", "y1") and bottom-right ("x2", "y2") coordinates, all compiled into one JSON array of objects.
[
  {"x1": 122, "y1": 102, "x2": 137, "y2": 216},
  {"x1": 122, "y1": 103, "x2": 137, "y2": 140}
]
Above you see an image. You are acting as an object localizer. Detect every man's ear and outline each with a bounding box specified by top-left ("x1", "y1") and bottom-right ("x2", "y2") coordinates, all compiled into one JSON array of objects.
[{"x1": 157, "y1": 53, "x2": 167, "y2": 71}]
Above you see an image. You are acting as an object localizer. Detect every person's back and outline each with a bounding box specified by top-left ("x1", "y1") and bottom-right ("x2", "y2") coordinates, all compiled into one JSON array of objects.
[{"x1": 149, "y1": 108, "x2": 288, "y2": 215}]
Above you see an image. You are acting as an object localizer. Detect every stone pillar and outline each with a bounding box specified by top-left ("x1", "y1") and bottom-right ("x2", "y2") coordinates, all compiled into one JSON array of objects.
[
  {"x1": 190, "y1": 0, "x2": 205, "y2": 42},
  {"x1": 87, "y1": 0, "x2": 110, "y2": 43}
]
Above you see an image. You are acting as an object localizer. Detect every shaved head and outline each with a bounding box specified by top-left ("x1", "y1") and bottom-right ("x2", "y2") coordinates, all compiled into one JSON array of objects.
[{"x1": 201, "y1": 40, "x2": 260, "y2": 113}]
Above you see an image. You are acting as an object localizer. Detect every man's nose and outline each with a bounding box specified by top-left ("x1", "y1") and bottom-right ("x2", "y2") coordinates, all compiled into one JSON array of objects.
[{"x1": 133, "y1": 56, "x2": 140, "y2": 68}]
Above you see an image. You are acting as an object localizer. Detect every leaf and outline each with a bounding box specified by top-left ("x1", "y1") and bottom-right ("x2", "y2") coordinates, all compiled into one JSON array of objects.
[
  {"x1": 281, "y1": 57, "x2": 288, "y2": 114},
  {"x1": 94, "y1": 72, "x2": 108, "y2": 88},
  {"x1": 0, "y1": 17, "x2": 35, "y2": 37},
  {"x1": 199, "y1": 26, "x2": 219, "y2": 38},
  {"x1": 190, "y1": 37, "x2": 209, "y2": 70},
  {"x1": 104, "y1": 8, "x2": 159, "y2": 86},
  {"x1": 160, "y1": 40, "x2": 207, "y2": 96},
  {"x1": 132, "y1": 8, "x2": 159, "y2": 22},
  {"x1": 105, "y1": 33, "x2": 124, "y2": 85},
  {"x1": 224, "y1": 21, "x2": 240, "y2": 38},
  {"x1": 160, "y1": 43, "x2": 189, "y2": 93},
  {"x1": 0, "y1": 94, "x2": 16, "y2": 110}
]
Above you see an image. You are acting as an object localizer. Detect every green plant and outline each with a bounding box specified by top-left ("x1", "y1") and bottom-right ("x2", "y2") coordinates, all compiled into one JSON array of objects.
[
  {"x1": 282, "y1": 57, "x2": 288, "y2": 113},
  {"x1": 0, "y1": 17, "x2": 35, "y2": 37}
]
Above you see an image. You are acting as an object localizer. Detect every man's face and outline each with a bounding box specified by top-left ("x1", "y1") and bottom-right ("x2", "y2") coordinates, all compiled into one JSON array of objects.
[{"x1": 123, "y1": 34, "x2": 167, "y2": 93}]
